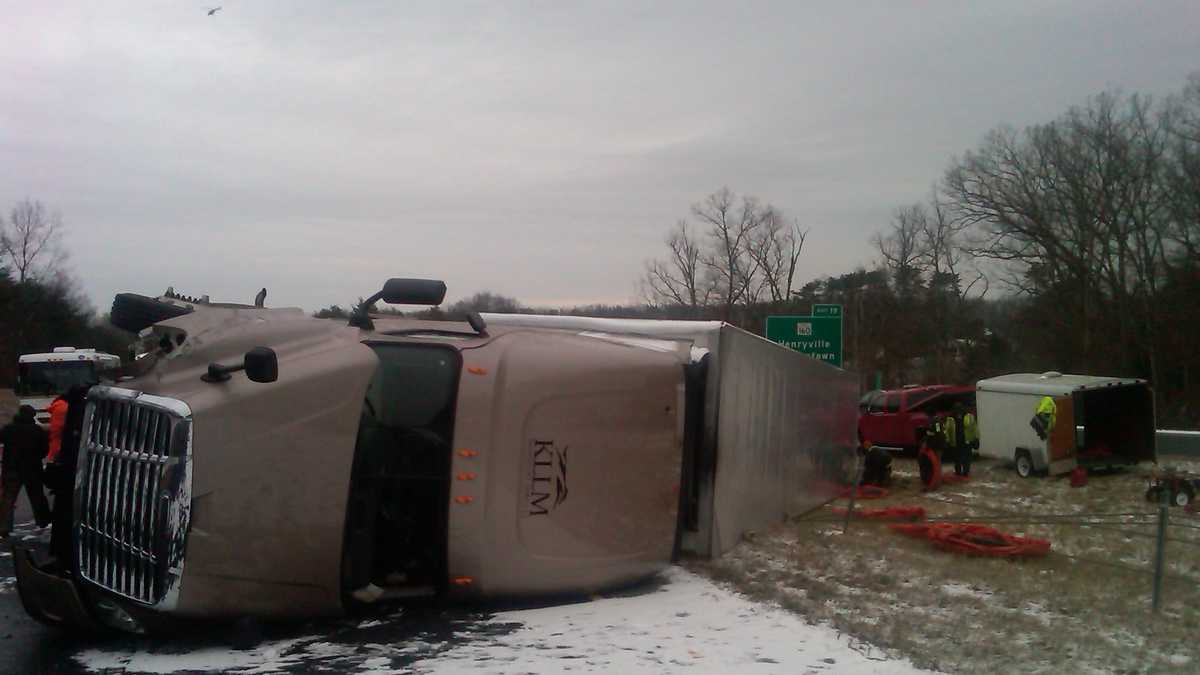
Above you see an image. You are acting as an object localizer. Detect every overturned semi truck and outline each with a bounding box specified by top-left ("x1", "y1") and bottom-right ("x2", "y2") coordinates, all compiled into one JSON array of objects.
[{"x1": 13, "y1": 279, "x2": 857, "y2": 633}]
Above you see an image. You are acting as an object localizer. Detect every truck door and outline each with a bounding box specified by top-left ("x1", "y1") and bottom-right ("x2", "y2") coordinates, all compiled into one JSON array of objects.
[
  {"x1": 881, "y1": 392, "x2": 902, "y2": 446},
  {"x1": 858, "y1": 391, "x2": 887, "y2": 445},
  {"x1": 1048, "y1": 394, "x2": 1075, "y2": 461}
]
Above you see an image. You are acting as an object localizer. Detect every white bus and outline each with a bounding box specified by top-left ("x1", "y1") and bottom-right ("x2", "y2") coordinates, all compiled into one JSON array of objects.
[{"x1": 15, "y1": 348, "x2": 122, "y2": 424}]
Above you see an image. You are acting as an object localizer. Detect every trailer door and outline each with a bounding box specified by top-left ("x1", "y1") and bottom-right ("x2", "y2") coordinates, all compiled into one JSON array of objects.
[{"x1": 1049, "y1": 395, "x2": 1075, "y2": 461}]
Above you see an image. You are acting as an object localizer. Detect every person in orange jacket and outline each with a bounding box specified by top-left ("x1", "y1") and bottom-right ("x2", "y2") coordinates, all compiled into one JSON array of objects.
[
  {"x1": 918, "y1": 417, "x2": 945, "y2": 491},
  {"x1": 45, "y1": 395, "x2": 69, "y2": 463}
]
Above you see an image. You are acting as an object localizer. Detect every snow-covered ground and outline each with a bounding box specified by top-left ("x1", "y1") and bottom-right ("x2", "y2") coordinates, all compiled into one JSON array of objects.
[{"x1": 73, "y1": 568, "x2": 931, "y2": 674}]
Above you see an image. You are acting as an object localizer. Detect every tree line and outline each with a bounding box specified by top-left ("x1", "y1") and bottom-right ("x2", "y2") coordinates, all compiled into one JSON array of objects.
[
  {"x1": 5, "y1": 76, "x2": 1198, "y2": 429},
  {"x1": 0, "y1": 199, "x2": 131, "y2": 386},
  {"x1": 638, "y1": 75, "x2": 1200, "y2": 428}
]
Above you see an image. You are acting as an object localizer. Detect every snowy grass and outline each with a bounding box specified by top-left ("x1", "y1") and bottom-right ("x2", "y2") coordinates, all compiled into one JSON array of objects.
[{"x1": 694, "y1": 457, "x2": 1200, "y2": 674}]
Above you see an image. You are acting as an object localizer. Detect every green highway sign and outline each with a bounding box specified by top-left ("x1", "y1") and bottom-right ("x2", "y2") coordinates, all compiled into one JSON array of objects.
[{"x1": 765, "y1": 306, "x2": 844, "y2": 368}]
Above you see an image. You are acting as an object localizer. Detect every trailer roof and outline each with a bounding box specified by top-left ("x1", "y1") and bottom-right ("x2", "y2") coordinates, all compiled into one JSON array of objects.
[
  {"x1": 480, "y1": 313, "x2": 725, "y2": 347},
  {"x1": 976, "y1": 372, "x2": 1146, "y2": 396}
]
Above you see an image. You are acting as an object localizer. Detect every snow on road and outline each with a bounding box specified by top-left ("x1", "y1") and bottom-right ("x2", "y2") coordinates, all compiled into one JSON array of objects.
[{"x1": 75, "y1": 567, "x2": 931, "y2": 674}]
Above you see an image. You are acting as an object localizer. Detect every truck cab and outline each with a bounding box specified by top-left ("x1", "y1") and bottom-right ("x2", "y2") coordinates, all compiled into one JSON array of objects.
[
  {"x1": 14, "y1": 280, "x2": 686, "y2": 631},
  {"x1": 15, "y1": 348, "x2": 121, "y2": 425},
  {"x1": 858, "y1": 384, "x2": 975, "y2": 452}
]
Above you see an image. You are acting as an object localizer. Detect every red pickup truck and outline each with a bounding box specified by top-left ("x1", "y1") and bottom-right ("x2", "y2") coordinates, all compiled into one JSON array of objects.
[{"x1": 858, "y1": 385, "x2": 976, "y2": 452}]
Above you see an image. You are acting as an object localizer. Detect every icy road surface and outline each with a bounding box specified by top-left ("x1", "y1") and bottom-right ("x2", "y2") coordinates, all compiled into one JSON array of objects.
[{"x1": 73, "y1": 567, "x2": 931, "y2": 674}]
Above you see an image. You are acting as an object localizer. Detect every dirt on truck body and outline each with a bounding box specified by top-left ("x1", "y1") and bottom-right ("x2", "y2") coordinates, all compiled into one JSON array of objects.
[{"x1": 12, "y1": 279, "x2": 858, "y2": 634}]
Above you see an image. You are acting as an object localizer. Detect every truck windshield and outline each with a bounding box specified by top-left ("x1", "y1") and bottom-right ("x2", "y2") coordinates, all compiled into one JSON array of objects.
[
  {"x1": 361, "y1": 344, "x2": 459, "y2": 429},
  {"x1": 345, "y1": 343, "x2": 461, "y2": 596},
  {"x1": 15, "y1": 361, "x2": 99, "y2": 397}
]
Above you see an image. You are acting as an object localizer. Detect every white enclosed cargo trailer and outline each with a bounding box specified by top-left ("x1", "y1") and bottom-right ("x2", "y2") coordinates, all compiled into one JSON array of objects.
[{"x1": 976, "y1": 372, "x2": 1156, "y2": 477}]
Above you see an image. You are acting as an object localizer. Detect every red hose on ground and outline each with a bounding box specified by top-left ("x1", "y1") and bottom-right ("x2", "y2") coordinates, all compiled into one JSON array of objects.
[
  {"x1": 889, "y1": 522, "x2": 1051, "y2": 558},
  {"x1": 838, "y1": 484, "x2": 890, "y2": 500},
  {"x1": 831, "y1": 505, "x2": 926, "y2": 521}
]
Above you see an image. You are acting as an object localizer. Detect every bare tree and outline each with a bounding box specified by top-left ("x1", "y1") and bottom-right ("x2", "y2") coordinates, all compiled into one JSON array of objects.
[
  {"x1": 642, "y1": 188, "x2": 806, "y2": 323},
  {"x1": 693, "y1": 188, "x2": 771, "y2": 321},
  {"x1": 873, "y1": 204, "x2": 927, "y2": 298},
  {"x1": 749, "y1": 211, "x2": 809, "y2": 304},
  {"x1": 642, "y1": 220, "x2": 711, "y2": 312},
  {"x1": 0, "y1": 199, "x2": 65, "y2": 283},
  {"x1": 923, "y1": 191, "x2": 986, "y2": 300},
  {"x1": 943, "y1": 89, "x2": 1179, "y2": 381}
]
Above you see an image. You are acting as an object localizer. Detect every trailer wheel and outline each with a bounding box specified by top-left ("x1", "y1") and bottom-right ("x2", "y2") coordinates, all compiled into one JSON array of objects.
[
  {"x1": 1015, "y1": 450, "x2": 1034, "y2": 478},
  {"x1": 1174, "y1": 484, "x2": 1195, "y2": 508}
]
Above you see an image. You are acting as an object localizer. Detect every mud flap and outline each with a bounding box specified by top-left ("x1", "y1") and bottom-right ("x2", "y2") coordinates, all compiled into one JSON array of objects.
[{"x1": 12, "y1": 546, "x2": 101, "y2": 631}]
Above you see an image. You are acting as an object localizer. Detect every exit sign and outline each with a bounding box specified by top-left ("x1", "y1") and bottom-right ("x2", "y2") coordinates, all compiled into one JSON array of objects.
[{"x1": 765, "y1": 305, "x2": 844, "y2": 368}]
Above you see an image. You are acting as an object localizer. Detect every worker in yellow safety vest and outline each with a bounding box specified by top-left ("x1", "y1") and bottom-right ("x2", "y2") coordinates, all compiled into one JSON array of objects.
[
  {"x1": 1031, "y1": 396, "x2": 1056, "y2": 440},
  {"x1": 944, "y1": 402, "x2": 979, "y2": 477}
]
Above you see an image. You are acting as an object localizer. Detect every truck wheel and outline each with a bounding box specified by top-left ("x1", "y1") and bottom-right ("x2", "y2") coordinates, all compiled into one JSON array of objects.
[
  {"x1": 1015, "y1": 450, "x2": 1034, "y2": 478},
  {"x1": 1174, "y1": 485, "x2": 1195, "y2": 508}
]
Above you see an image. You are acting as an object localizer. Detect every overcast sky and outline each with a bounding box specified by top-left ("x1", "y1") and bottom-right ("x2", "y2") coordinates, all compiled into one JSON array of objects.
[{"x1": 2, "y1": 1, "x2": 1197, "y2": 312}]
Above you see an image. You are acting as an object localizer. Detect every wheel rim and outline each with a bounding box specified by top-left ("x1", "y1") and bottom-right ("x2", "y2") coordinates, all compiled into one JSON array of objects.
[
  {"x1": 1175, "y1": 491, "x2": 1190, "y2": 507},
  {"x1": 1016, "y1": 456, "x2": 1031, "y2": 477}
]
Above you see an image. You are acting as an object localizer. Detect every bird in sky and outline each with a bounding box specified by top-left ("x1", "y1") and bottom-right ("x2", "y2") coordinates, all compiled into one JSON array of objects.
[{"x1": 207, "y1": 6, "x2": 221, "y2": 16}]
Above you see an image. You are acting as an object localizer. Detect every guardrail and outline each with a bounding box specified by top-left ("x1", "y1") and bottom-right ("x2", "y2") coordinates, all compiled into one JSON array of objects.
[{"x1": 1157, "y1": 429, "x2": 1200, "y2": 458}]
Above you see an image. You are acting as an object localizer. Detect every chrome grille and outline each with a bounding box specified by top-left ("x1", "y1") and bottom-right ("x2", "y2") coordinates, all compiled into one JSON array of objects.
[{"x1": 75, "y1": 386, "x2": 193, "y2": 608}]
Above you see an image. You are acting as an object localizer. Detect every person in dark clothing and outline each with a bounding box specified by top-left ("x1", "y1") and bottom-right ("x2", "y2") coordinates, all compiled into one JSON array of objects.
[
  {"x1": 48, "y1": 384, "x2": 91, "y2": 562},
  {"x1": 0, "y1": 405, "x2": 53, "y2": 538},
  {"x1": 860, "y1": 443, "x2": 892, "y2": 487},
  {"x1": 945, "y1": 402, "x2": 971, "y2": 477}
]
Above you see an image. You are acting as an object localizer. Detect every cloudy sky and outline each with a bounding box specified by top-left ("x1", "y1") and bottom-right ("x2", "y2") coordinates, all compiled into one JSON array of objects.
[{"x1": 2, "y1": 1, "x2": 1197, "y2": 312}]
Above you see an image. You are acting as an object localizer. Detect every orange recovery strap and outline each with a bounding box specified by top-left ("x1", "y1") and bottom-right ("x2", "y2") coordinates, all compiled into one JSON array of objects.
[{"x1": 889, "y1": 522, "x2": 1051, "y2": 558}]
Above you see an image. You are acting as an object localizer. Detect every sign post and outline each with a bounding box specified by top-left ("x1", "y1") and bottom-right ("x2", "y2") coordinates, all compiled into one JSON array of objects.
[{"x1": 765, "y1": 304, "x2": 844, "y2": 368}]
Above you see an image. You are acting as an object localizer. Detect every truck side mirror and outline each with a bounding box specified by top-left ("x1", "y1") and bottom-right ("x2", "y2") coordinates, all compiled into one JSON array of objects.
[
  {"x1": 202, "y1": 346, "x2": 279, "y2": 383},
  {"x1": 350, "y1": 278, "x2": 448, "y2": 330},
  {"x1": 380, "y1": 279, "x2": 447, "y2": 306},
  {"x1": 244, "y1": 347, "x2": 279, "y2": 383}
]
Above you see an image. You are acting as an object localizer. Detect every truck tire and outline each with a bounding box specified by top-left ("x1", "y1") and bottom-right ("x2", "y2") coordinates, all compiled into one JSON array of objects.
[
  {"x1": 1174, "y1": 484, "x2": 1195, "y2": 508},
  {"x1": 1015, "y1": 449, "x2": 1034, "y2": 478},
  {"x1": 110, "y1": 293, "x2": 193, "y2": 333}
]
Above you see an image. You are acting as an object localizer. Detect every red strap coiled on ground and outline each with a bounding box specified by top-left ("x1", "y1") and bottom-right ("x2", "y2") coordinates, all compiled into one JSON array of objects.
[
  {"x1": 837, "y1": 484, "x2": 890, "y2": 500},
  {"x1": 889, "y1": 522, "x2": 1051, "y2": 558}
]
